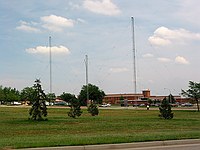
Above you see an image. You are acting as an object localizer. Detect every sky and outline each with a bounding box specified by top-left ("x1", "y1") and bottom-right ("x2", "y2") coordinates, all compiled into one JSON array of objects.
[{"x1": 0, "y1": 0, "x2": 200, "y2": 96}]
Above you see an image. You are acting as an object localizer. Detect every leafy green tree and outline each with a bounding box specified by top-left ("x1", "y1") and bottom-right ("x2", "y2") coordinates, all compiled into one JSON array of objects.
[
  {"x1": 159, "y1": 97, "x2": 173, "y2": 119},
  {"x1": 147, "y1": 98, "x2": 153, "y2": 105},
  {"x1": 182, "y1": 81, "x2": 200, "y2": 112},
  {"x1": 60, "y1": 92, "x2": 76, "y2": 103},
  {"x1": 29, "y1": 79, "x2": 48, "y2": 121},
  {"x1": 21, "y1": 87, "x2": 35, "y2": 104},
  {"x1": 87, "y1": 102, "x2": 99, "y2": 116},
  {"x1": 46, "y1": 93, "x2": 56, "y2": 104},
  {"x1": 78, "y1": 84, "x2": 105, "y2": 106},
  {"x1": 2, "y1": 87, "x2": 20, "y2": 104},
  {"x1": 0, "y1": 86, "x2": 5, "y2": 104},
  {"x1": 68, "y1": 97, "x2": 82, "y2": 118}
]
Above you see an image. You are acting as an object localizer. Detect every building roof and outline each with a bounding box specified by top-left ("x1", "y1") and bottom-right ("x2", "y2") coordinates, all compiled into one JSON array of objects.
[{"x1": 105, "y1": 93, "x2": 144, "y2": 97}]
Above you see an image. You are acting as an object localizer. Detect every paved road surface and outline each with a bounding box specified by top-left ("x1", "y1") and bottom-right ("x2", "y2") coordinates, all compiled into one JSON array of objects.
[
  {"x1": 20, "y1": 139, "x2": 200, "y2": 150},
  {"x1": 113, "y1": 143, "x2": 200, "y2": 150}
]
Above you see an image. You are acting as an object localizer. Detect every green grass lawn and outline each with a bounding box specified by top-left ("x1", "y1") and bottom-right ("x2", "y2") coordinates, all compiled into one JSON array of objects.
[{"x1": 0, "y1": 106, "x2": 200, "y2": 149}]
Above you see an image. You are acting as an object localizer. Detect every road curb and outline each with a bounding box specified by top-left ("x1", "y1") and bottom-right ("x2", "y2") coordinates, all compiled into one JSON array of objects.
[{"x1": 19, "y1": 139, "x2": 200, "y2": 150}]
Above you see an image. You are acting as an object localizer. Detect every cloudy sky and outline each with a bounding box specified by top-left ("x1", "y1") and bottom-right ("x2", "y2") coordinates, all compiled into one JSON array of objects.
[{"x1": 1, "y1": 0, "x2": 200, "y2": 96}]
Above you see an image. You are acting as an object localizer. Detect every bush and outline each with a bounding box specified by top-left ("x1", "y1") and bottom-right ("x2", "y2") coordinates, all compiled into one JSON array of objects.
[
  {"x1": 87, "y1": 102, "x2": 99, "y2": 116},
  {"x1": 68, "y1": 98, "x2": 82, "y2": 118},
  {"x1": 159, "y1": 97, "x2": 173, "y2": 119}
]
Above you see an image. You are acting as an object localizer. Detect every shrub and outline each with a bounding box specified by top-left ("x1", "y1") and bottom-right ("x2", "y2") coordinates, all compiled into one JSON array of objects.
[
  {"x1": 68, "y1": 98, "x2": 82, "y2": 118},
  {"x1": 87, "y1": 102, "x2": 99, "y2": 116},
  {"x1": 159, "y1": 97, "x2": 173, "y2": 119}
]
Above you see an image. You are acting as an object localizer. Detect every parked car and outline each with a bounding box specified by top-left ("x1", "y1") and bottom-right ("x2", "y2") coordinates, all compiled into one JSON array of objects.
[
  {"x1": 12, "y1": 101, "x2": 21, "y2": 105},
  {"x1": 54, "y1": 101, "x2": 68, "y2": 106},
  {"x1": 133, "y1": 104, "x2": 140, "y2": 107},
  {"x1": 99, "y1": 103, "x2": 111, "y2": 107},
  {"x1": 155, "y1": 103, "x2": 161, "y2": 107},
  {"x1": 171, "y1": 103, "x2": 179, "y2": 107},
  {"x1": 181, "y1": 103, "x2": 193, "y2": 107}
]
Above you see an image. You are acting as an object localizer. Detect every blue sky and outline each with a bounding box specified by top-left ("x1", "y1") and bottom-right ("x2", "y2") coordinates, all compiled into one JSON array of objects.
[{"x1": 1, "y1": 0, "x2": 200, "y2": 96}]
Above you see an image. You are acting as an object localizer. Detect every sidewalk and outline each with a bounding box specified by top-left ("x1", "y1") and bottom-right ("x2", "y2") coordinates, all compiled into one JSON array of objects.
[{"x1": 20, "y1": 139, "x2": 200, "y2": 150}]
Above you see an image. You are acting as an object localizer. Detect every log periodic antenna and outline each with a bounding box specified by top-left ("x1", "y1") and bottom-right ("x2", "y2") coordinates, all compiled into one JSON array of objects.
[
  {"x1": 49, "y1": 36, "x2": 52, "y2": 94},
  {"x1": 131, "y1": 17, "x2": 137, "y2": 94},
  {"x1": 84, "y1": 55, "x2": 89, "y2": 104}
]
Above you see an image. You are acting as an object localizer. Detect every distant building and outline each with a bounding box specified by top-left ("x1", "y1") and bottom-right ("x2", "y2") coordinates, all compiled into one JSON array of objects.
[{"x1": 103, "y1": 90, "x2": 187, "y2": 105}]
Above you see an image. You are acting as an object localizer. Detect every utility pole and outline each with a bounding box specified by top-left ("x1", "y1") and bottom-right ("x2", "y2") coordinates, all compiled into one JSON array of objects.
[
  {"x1": 85, "y1": 55, "x2": 89, "y2": 105},
  {"x1": 131, "y1": 17, "x2": 137, "y2": 94}
]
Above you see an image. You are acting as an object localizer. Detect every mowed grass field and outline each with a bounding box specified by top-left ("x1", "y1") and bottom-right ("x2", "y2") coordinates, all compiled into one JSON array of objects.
[{"x1": 0, "y1": 106, "x2": 200, "y2": 149}]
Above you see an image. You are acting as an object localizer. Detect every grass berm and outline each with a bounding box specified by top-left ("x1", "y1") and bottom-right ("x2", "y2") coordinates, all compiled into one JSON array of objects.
[{"x1": 0, "y1": 106, "x2": 199, "y2": 149}]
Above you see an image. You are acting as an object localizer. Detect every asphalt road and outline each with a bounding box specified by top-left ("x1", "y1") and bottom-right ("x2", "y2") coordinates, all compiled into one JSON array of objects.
[
  {"x1": 113, "y1": 143, "x2": 200, "y2": 150},
  {"x1": 19, "y1": 140, "x2": 200, "y2": 150}
]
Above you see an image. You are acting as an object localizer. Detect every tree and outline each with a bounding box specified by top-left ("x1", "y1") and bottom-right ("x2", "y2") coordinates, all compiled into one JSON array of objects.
[
  {"x1": 29, "y1": 79, "x2": 48, "y2": 121},
  {"x1": 159, "y1": 97, "x2": 173, "y2": 119},
  {"x1": 46, "y1": 93, "x2": 56, "y2": 105},
  {"x1": 78, "y1": 84, "x2": 105, "y2": 106},
  {"x1": 21, "y1": 87, "x2": 35, "y2": 104},
  {"x1": 182, "y1": 81, "x2": 200, "y2": 112},
  {"x1": 0, "y1": 86, "x2": 5, "y2": 104},
  {"x1": 120, "y1": 95, "x2": 124, "y2": 106},
  {"x1": 68, "y1": 97, "x2": 82, "y2": 118},
  {"x1": 168, "y1": 94, "x2": 176, "y2": 104},
  {"x1": 87, "y1": 102, "x2": 99, "y2": 116},
  {"x1": 147, "y1": 98, "x2": 153, "y2": 105},
  {"x1": 60, "y1": 92, "x2": 76, "y2": 103},
  {"x1": 2, "y1": 87, "x2": 20, "y2": 104}
]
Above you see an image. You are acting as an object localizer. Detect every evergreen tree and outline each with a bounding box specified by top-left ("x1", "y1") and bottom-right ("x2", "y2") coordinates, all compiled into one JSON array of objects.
[
  {"x1": 159, "y1": 97, "x2": 173, "y2": 119},
  {"x1": 29, "y1": 79, "x2": 48, "y2": 121},
  {"x1": 87, "y1": 102, "x2": 99, "y2": 116},
  {"x1": 120, "y1": 95, "x2": 124, "y2": 106},
  {"x1": 168, "y1": 94, "x2": 176, "y2": 104},
  {"x1": 68, "y1": 98, "x2": 82, "y2": 118}
]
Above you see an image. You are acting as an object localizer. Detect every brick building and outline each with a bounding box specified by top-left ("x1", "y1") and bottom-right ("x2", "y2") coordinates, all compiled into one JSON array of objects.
[{"x1": 103, "y1": 90, "x2": 186, "y2": 105}]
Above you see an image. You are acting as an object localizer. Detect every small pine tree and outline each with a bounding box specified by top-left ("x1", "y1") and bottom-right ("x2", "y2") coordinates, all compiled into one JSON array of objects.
[
  {"x1": 87, "y1": 102, "x2": 99, "y2": 116},
  {"x1": 159, "y1": 97, "x2": 173, "y2": 119},
  {"x1": 68, "y1": 98, "x2": 82, "y2": 118},
  {"x1": 120, "y1": 95, "x2": 124, "y2": 106},
  {"x1": 168, "y1": 94, "x2": 176, "y2": 104},
  {"x1": 29, "y1": 79, "x2": 48, "y2": 121}
]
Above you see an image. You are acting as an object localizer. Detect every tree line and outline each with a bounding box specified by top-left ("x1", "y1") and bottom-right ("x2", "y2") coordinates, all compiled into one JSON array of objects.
[{"x1": 0, "y1": 81, "x2": 105, "y2": 106}]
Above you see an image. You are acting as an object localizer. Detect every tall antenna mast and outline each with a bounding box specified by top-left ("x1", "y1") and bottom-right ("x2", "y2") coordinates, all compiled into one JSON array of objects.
[
  {"x1": 49, "y1": 36, "x2": 52, "y2": 94},
  {"x1": 85, "y1": 55, "x2": 89, "y2": 104},
  {"x1": 131, "y1": 17, "x2": 137, "y2": 94}
]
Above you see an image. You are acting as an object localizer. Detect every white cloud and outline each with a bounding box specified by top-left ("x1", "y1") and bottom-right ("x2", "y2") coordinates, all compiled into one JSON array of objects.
[
  {"x1": 157, "y1": 57, "x2": 172, "y2": 63},
  {"x1": 175, "y1": 56, "x2": 189, "y2": 65},
  {"x1": 83, "y1": 0, "x2": 121, "y2": 16},
  {"x1": 41, "y1": 15, "x2": 74, "y2": 32},
  {"x1": 110, "y1": 67, "x2": 128, "y2": 73},
  {"x1": 148, "y1": 36, "x2": 171, "y2": 46},
  {"x1": 142, "y1": 53, "x2": 154, "y2": 58},
  {"x1": 149, "y1": 26, "x2": 200, "y2": 46},
  {"x1": 16, "y1": 15, "x2": 74, "y2": 33},
  {"x1": 26, "y1": 46, "x2": 70, "y2": 55},
  {"x1": 16, "y1": 21, "x2": 40, "y2": 33}
]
